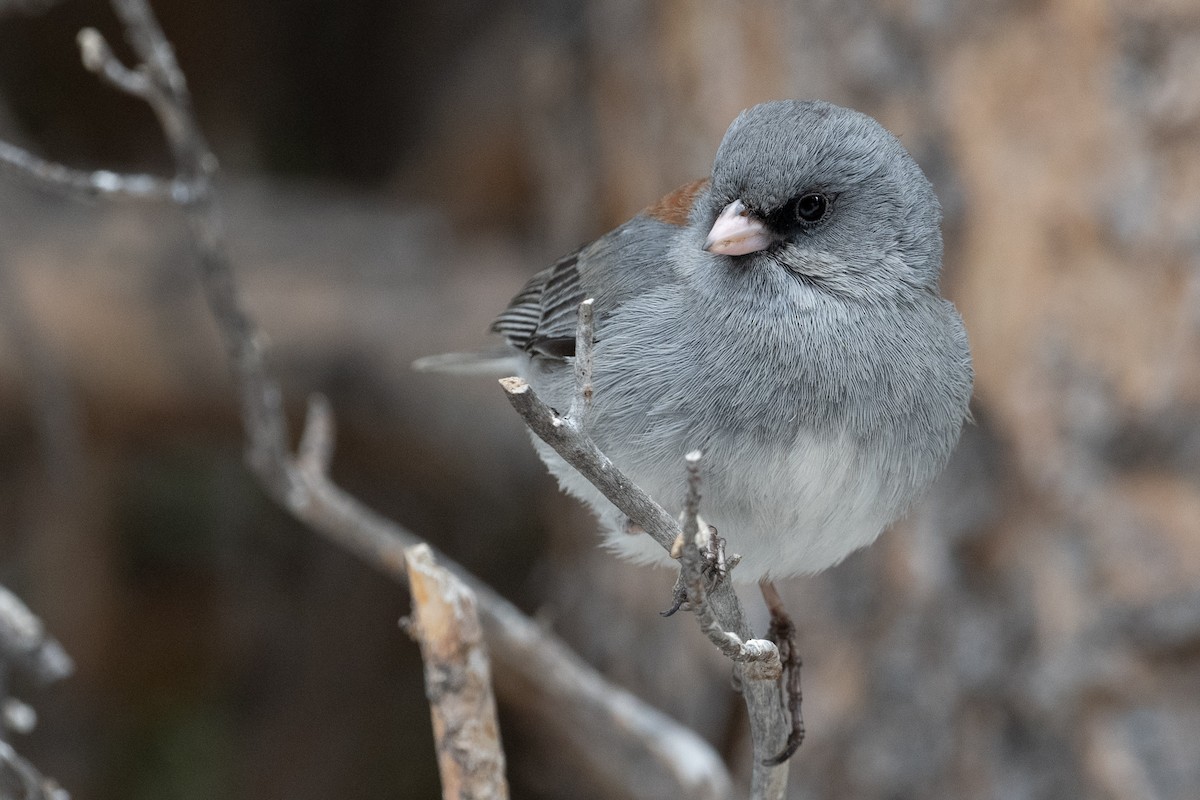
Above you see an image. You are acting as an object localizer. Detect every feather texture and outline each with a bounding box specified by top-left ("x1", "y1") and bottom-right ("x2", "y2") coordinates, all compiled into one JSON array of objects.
[{"x1": 490, "y1": 250, "x2": 585, "y2": 358}]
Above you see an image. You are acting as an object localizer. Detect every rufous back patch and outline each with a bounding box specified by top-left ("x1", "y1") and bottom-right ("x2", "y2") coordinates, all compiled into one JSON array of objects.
[{"x1": 643, "y1": 178, "x2": 710, "y2": 227}]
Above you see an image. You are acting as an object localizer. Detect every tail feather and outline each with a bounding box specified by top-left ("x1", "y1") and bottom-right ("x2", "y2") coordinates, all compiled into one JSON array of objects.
[{"x1": 411, "y1": 350, "x2": 520, "y2": 376}]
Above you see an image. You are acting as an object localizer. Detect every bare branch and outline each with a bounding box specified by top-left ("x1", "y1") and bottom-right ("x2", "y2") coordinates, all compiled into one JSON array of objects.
[
  {"x1": 568, "y1": 298, "x2": 595, "y2": 426},
  {"x1": 285, "y1": 433, "x2": 732, "y2": 799},
  {"x1": 0, "y1": 2, "x2": 734, "y2": 795},
  {"x1": 0, "y1": 740, "x2": 70, "y2": 800},
  {"x1": 297, "y1": 394, "x2": 335, "y2": 478},
  {"x1": 109, "y1": 0, "x2": 216, "y2": 179},
  {"x1": 404, "y1": 544, "x2": 509, "y2": 800},
  {"x1": 678, "y1": 454, "x2": 781, "y2": 680},
  {"x1": 500, "y1": 312, "x2": 792, "y2": 797},
  {"x1": 0, "y1": 586, "x2": 71, "y2": 798},
  {"x1": 76, "y1": 28, "x2": 152, "y2": 99},
  {"x1": 683, "y1": 449, "x2": 703, "y2": 532},
  {"x1": 0, "y1": 17, "x2": 200, "y2": 205},
  {"x1": 0, "y1": 139, "x2": 186, "y2": 201},
  {"x1": 0, "y1": 585, "x2": 73, "y2": 686},
  {"x1": 501, "y1": 377, "x2": 680, "y2": 552}
]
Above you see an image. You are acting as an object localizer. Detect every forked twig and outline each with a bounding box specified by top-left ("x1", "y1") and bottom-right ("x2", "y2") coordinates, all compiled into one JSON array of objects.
[
  {"x1": 678, "y1": 452, "x2": 780, "y2": 678},
  {"x1": 501, "y1": 300, "x2": 791, "y2": 798}
]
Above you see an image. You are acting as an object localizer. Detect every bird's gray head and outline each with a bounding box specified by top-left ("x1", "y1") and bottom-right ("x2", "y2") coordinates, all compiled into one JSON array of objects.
[{"x1": 699, "y1": 100, "x2": 943, "y2": 298}]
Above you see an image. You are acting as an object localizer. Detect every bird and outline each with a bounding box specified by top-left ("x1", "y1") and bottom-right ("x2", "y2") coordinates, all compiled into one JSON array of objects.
[{"x1": 437, "y1": 100, "x2": 973, "y2": 583}]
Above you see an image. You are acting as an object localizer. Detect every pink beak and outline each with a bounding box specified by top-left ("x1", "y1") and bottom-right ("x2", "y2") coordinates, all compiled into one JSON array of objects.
[{"x1": 703, "y1": 199, "x2": 774, "y2": 256}]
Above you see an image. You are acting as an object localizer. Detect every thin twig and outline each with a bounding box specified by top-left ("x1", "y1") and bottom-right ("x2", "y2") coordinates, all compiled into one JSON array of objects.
[
  {"x1": 683, "y1": 450, "x2": 703, "y2": 533},
  {"x1": 678, "y1": 454, "x2": 781, "y2": 679},
  {"x1": 0, "y1": 740, "x2": 70, "y2": 800},
  {"x1": 283, "y1": 413, "x2": 731, "y2": 798},
  {"x1": 501, "y1": 310, "x2": 792, "y2": 797},
  {"x1": 0, "y1": 585, "x2": 72, "y2": 798},
  {"x1": 501, "y1": 377, "x2": 679, "y2": 552},
  {"x1": 568, "y1": 298, "x2": 595, "y2": 427},
  {"x1": 0, "y1": 585, "x2": 74, "y2": 686},
  {"x1": 0, "y1": 139, "x2": 188, "y2": 201},
  {"x1": 404, "y1": 544, "x2": 508, "y2": 800},
  {"x1": 296, "y1": 394, "x2": 335, "y2": 477},
  {"x1": 77, "y1": 28, "x2": 152, "y2": 99}
]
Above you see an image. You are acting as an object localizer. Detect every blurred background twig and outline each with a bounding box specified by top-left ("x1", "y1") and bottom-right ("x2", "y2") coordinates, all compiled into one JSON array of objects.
[{"x1": 0, "y1": 584, "x2": 71, "y2": 800}]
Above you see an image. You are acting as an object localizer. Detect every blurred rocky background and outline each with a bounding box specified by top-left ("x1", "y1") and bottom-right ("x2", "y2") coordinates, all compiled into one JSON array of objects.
[{"x1": 1, "y1": 0, "x2": 1199, "y2": 798}]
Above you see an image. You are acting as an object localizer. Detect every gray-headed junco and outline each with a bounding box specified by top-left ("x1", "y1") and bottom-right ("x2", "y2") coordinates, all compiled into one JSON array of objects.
[{"x1": 448, "y1": 100, "x2": 972, "y2": 581}]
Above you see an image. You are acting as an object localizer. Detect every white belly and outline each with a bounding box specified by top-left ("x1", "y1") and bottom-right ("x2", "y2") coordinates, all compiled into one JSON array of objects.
[{"x1": 537, "y1": 429, "x2": 899, "y2": 582}]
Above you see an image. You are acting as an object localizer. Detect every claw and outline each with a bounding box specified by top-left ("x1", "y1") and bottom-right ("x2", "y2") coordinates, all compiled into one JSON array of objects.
[
  {"x1": 759, "y1": 580, "x2": 805, "y2": 765},
  {"x1": 661, "y1": 570, "x2": 689, "y2": 616},
  {"x1": 699, "y1": 526, "x2": 731, "y2": 584}
]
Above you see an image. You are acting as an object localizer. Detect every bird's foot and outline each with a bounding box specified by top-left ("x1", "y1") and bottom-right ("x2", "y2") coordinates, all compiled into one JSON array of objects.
[
  {"x1": 760, "y1": 579, "x2": 805, "y2": 765},
  {"x1": 699, "y1": 525, "x2": 733, "y2": 583},
  {"x1": 661, "y1": 526, "x2": 738, "y2": 616},
  {"x1": 661, "y1": 578, "x2": 689, "y2": 617}
]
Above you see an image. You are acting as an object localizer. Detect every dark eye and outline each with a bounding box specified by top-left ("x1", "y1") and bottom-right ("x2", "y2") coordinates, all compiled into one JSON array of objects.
[{"x1": 794, "y1": 192, "x2": 829, "y2": 224}]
